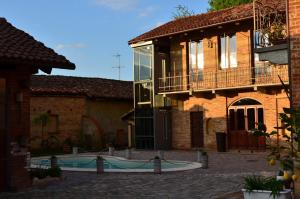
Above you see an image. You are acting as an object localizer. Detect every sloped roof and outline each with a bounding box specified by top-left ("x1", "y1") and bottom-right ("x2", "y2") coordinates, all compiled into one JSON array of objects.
[
  {"x1": 0, "y1": 18, "x2": 75, "y2": 71},
  {"x1": 31, "y1": 75, "x2": 133, "y2": 100},
  {"x1": 129, "y1": 0, "x2": 285, "y2": 44}
]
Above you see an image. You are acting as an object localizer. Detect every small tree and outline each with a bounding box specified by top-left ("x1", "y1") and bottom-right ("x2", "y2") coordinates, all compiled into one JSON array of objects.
[
  {"x1": 32, "y1": 112, "x2": 60, "y2": 149},
  {"x1": 173, "y1": 5, "x2": 194, "y2": 19},
  {"x1": 33, "y1": 112, "x2": 50, "y2": 141},
  {"x1": 208, "y1": 0, "x2": 253, "y2": 11}
]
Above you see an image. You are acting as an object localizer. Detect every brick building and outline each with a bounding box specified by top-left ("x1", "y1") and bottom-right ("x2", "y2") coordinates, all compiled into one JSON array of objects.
[
  {"x1": 289, "y1": 0, "x2": 300, "y2": 107},
  {"x1": 0, "y1": 18, "x2": 75, "y2": 191},
  {"x1": 30, "y1": 75, "x2": 133, "y2": 150},
  {"x1": 129, "y1": 0, "x2": 290, "y2": 150}
]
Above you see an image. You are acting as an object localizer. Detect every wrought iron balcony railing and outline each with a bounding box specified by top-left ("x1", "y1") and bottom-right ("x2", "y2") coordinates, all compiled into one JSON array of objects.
[{"x1": 158, "y1": 65, "x2": 288, "y2": 93}]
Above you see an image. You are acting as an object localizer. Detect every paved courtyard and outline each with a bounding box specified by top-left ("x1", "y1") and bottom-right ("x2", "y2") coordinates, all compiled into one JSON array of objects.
[{"x1": 0, "y1": 150, "x2": 277, "y2": 199}]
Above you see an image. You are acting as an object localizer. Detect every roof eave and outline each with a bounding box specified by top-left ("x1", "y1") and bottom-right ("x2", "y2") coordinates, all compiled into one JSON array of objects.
[{"x1": 128, "y1": 16, "x2": 253, "y2": 45}]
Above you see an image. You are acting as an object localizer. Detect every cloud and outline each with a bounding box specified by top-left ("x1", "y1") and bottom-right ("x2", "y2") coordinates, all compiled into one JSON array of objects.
[
  {"x1": 139, "y1": 6, "x2": 156, "y2": 17},
  {"x1": 55, "y1": 43, "x2": 86, "y2": 50},
  {"x1": 93, "y1": 0, "x2": 139, "y2": 10}
]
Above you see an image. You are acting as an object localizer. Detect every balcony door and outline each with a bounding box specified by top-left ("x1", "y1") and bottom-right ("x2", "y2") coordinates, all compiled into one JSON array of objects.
[
  {"x1": 0, "y1": 79, "x2": 6, "y2": 191},
  {"x1": 228, "y1": 98, "x2": 265, "y2": 150}
]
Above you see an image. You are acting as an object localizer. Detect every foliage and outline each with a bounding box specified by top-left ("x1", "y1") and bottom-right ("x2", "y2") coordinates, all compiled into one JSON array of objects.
[
  {"x1": 249, "y1": 107, "x2": 300, "y2": 171},
  {"x1": 63, "y1": 137, "x2": 74, "y2": 147},
  {"x1": 33, "y1": 112, "x2": 51, "y2": 127},
  {"x1": 208, "y1": 0, "x2": 252, "y2": 11},
  {"x1": 172, "y1": 5, "x2": 194, "y2": 19},
  {"x1": 244, "y1": 176, "x2": 283, "y2": 198},
  {"x1": 32, "y1": 112, "x2": 60, "y2": 149},
  {"x1": 30, "y1": 168, "x2": 48, "y2": 179},
  {"x1": 30, "y1": 166, "x2": 61, "y2": 179},
  {"x1": 47, "y1": 166, "x2": 62, "y2": 178},
  {"x1": 30, "y1": 135, "x2": 60, "y2": 150},
  {"x1": 30, "y1": 147, "x2": 64, "y2": 157}
]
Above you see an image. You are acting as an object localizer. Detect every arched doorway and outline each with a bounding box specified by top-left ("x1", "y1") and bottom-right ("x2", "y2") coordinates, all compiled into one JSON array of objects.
[{"x1": 228, "y1": 98, "x2": 266, "y2": 150}]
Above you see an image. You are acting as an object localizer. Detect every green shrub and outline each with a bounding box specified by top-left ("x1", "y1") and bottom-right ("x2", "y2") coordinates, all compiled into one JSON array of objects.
[
  {"x1": 47, "y1": 166, "x2": 62, "y2": 178},
  {"x1": 30, "y1": 166, "x2": 62, "y2": 179},
  {"x1": 30, "y1": 168, "x2": 49, "y2": 179},
  {"x1": 244, "y1": 176, "x2": 284, "y2": 199}
]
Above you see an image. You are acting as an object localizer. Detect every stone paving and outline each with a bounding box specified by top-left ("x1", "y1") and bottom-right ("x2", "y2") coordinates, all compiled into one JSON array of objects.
[{"x1": 0, "y1": 150, "x2": 278, "y2": 199}]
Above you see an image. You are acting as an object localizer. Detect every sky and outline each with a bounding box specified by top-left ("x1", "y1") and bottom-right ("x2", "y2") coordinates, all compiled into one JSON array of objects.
[{"x1": 0, "y1": 0, "x2": 209, "y2": 81}]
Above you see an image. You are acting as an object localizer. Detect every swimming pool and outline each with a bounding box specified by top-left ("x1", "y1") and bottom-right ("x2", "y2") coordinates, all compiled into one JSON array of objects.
[{"x1": 31, "y1": 155, "x2": 202, "y2": 172}]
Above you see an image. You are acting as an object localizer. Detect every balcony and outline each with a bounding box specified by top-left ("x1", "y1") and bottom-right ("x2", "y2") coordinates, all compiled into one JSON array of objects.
[{"x1": 158, "y1": 65, "x2": 289, "y2": 93}]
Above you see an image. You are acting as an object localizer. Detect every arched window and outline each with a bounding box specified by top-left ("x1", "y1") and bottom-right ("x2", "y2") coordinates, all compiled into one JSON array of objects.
[
  {"x1": 231, "y1": 98, "x2": 262, "y2": 106},
  {"x1": 229, "y1": 98, "x2": 264, "y2": 131}
]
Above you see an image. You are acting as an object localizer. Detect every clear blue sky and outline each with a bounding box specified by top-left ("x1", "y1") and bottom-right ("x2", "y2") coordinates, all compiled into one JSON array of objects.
[{"x1": 1, "y1": 0, "x2": 209, "y2": 80}]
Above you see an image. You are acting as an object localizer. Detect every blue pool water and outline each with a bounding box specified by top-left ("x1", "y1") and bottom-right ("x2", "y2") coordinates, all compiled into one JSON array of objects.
[{"x1": 31, "y1": 156, "x2": 197, "y2": 171}]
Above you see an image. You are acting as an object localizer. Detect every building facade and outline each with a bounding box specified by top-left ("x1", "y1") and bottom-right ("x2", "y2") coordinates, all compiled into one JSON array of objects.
[
  {"x1": 0, "y1": 18, "x2": 75, "y2": 191},
  {"x1": 129, "y1": 0, "x2": 290, "y2": 150},
  {"x1": 30, "y1": 75, "x2": 133, "y2": 150}
]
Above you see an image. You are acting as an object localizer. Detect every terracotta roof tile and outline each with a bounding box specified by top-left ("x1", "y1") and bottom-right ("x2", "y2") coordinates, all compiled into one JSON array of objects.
[
  {"x1": 0, "y1": 18, "x2": 75, "y2": 70},
  {"x1": 128, "y1": 0, "x2": 285, "y2": 44},
  {"x1": 31, "y1": 75, "x2": 133, "y2": 100}
]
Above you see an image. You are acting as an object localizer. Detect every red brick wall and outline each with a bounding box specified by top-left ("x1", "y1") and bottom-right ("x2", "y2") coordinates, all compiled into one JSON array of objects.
[
  {"x1": 171, "y1": 89, "x2": 290, "y2": 150},
  {"x1": 0, "y1": 66, "x2": 32, "y2": 191},
  {"x1": 289, "y1": 0, "x2": 300, "y2": 107}
]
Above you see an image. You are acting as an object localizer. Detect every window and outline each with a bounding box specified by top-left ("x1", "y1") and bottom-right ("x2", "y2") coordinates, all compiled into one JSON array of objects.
[
  {"x1": 220, "y1": 34, "x2": 237, "y2": 69},
  {"x1": 135, "y1": 82, "x2": 152, "y2": 105},
  {"x1": 189, "y1": 41, "x2": 204, "y2": 81},
  {"x1": 134, "y1": 45, "x2": 153, "y2": 81}
]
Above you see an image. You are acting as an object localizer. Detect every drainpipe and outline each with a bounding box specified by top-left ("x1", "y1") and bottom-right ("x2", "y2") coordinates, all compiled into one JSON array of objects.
[
  {"x1": 225, "y1": 96, "x2": 229, "y2": 150},
  {"x1": 285, "y1": 0, "x2": 294, "y2": 154}
]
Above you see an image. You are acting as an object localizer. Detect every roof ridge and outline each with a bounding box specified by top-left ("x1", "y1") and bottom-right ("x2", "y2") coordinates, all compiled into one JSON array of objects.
[{"x1": 32, "y1": 75, "x2": 133, "y2": 83}]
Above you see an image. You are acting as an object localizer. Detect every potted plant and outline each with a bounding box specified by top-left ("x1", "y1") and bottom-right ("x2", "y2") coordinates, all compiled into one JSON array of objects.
[
  {"x1": 276, "y1": 170, "x2": 284, "y2": 181},
  {"x1": 196, "y1": 149, "x2": 208, "y2": 169},
  {"x1": 242, "y1": 175, "x2": 291, "y2": 199},
  {"x1": 125, "y1": 147, "x2": 132, "y2": 159},
  {"x1": 268, "y1": 23, "x2": 287, "y2": 45},
  {"x1": 107, "y1": 142, "x2": 114, "y2": 156}
]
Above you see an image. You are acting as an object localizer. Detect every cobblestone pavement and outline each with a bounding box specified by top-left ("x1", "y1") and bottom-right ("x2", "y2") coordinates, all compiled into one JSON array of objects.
[{"x1": 0, "y1": 150, "x2": 278, "y2": 199}]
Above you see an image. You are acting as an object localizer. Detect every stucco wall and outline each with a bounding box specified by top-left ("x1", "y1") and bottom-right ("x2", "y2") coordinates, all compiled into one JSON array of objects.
[{"x1": 86, "y1": 99, "x2": 132, "y2": 147}]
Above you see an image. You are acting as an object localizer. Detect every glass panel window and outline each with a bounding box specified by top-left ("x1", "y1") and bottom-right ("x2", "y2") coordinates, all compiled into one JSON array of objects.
[
  {"x1": 220, "y1": 36, "x2": 227, "y2": 69},
  {"x1": 229, "y1": 34, "x2": 237, "y2": 67},
  {"x1": 220, "y1": 33, "x2": 237, "y2": 69},
  {"x1": 135, "y1": 82, "x2": 152, "y2": 104},
  {"x1": 189, "y1": 42, "x2": 197, "y2": 69},
  {"x1": 133, "y1": 45, "x2": 153, "y2": 81},
  {"x1": 197, "y1": 41, "x2": 204, "y2": 69},
  {"x1": 247, "y1": 108, "x2": 255, "y2": 130},
  {"x1": 258, "y1": 108, "x2": 264, "y2": 125},
  {"x1": 229, "y1": 109, "x2": 236, "y2": 130},
  {"x1": 189, "y1": 40, "x2": 204, "y2": 81},
  {"x1": 134, "y1": 51, "x2": 139, "y2": 81},
  {"x1": 237, "y1": 109, "x2": 245, "y2": 130}
]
